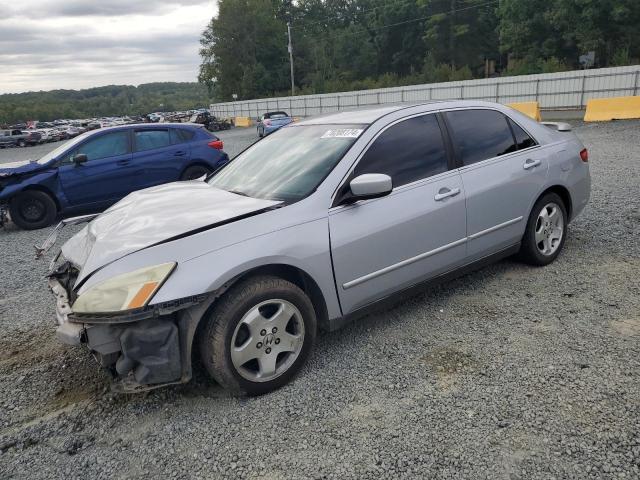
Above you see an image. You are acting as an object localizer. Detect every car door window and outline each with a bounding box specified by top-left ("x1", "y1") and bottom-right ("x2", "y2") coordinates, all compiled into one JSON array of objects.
[
  {"x1": 446, "y1": 109, "x2": 518, "y2": 166},
  {"x1": 134, "y1": 129, "x2": 171, "y2": 152},
  {"x1": 354, "y1": 114, "x2": 448, "y2": 188},
  {"x1": 169, "y1": 128, "x2": 194, "y2": 144},
  {"x1": 69, "y1": 131, "x2": 129, "y2": 162},
  {"x1": 508, "y1": 118, "x2": 537, "y2": 150}
]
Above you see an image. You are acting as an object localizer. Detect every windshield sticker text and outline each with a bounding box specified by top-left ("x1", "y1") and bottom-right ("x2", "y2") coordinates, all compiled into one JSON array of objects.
[{"x1": 321, "y1": 129, "x2": 364, "y2": 139}]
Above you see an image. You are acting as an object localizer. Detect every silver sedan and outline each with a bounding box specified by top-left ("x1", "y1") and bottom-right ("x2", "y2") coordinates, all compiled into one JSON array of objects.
[{"x1": 45, "y1": 100, "x2": 590, "y2": 395}]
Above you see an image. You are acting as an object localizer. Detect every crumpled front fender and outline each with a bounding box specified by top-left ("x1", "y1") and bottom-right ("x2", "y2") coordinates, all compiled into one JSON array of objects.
[{"x1": 0, "y1": 169, "x2": 60, "y2": 203}]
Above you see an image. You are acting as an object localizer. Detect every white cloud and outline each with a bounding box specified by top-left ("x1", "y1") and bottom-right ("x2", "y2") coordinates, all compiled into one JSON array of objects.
[{"x1": 0, "y1": 1, "x2": 217, "y2": 93}]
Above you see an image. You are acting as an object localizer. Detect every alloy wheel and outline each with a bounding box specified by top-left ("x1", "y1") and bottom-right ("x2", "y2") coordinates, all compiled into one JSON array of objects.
[
  {"x1": 534, "y1": 202, "x2": 564, "y2": 256},
  {"x1": 230, "y1": 299, "x2": 305, "y2": 382}
]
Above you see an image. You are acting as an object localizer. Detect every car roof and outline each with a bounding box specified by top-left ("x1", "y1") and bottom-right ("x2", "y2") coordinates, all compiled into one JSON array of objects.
[
  {"x1": 294, "y1": 100, "x2": 509, "y2": 126},
  {"x1": 98, "y1": 122, "x2": 203, "y2": 133}
]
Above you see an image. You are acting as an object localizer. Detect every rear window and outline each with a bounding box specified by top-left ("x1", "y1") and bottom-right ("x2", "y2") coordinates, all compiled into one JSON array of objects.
[
  {"x1": 508, "y1": 118, "x2": 537, "y2": 150},
  {"x1": 134, "y1": 129, "x2": 171, "y2": 151},
  {"x1": 445, "y1": 109, "x2": 517, "y2": 166},
  {"x1": 170, "y1": 128, "x2": 195, "y2": 144},
  {"x1": 265, "y1": 112, "x2": 289, "y2": 119}
]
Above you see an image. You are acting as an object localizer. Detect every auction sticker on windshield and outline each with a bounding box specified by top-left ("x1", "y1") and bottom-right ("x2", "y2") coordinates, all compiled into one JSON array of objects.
[{"x1": 321, "y1": 129, "x2": 364, "y2": 139}]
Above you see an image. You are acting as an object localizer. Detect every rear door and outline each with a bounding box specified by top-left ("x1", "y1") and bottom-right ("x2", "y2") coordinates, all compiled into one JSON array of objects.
[
  {"x1": 444, "y1": 109, "x2": 547, "y2": 261},
  {"x1": 58, "y1": 129, "x2": 133, "y2": 207},
  {"x1": 130, "y1": 127, "x2": 191, "y2": 190},
  {"x1": 329, "y1": 113, "x2": 467, "y2": 314}
]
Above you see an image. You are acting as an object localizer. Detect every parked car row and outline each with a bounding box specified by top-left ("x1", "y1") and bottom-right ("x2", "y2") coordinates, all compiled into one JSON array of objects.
[{"x1": 16, "y1": 101, "x2": 590, "y2": 397}]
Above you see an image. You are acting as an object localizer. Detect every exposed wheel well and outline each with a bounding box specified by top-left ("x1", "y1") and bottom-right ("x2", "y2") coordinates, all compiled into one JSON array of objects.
[
  {"x1": 221, "y1": 264, "x2": 330, "y2": 331},
  {"x1": 540, "y1": 185, "x2": 572, "y2": 220}
]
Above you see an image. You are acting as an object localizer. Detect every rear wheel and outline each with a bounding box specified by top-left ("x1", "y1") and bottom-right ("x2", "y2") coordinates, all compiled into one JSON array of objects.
[
  {"x1": 198, "y1": 276, "x2": 317, "y2": 396},
  {"x1": 9, "y1": 190, "x2": 57, "y2": 230},
  {"x1": 180, "y1": 165, "x2": 211, "y2": 181},
  {"x1": 18, "y1": 140, "x2": 26, "y2": 147},
  {"x1": 519, "y1": 192, "x2": 567, "y2": 266}
]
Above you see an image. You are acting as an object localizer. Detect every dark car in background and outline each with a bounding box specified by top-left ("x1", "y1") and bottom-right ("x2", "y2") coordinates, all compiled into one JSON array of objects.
[
  {"x1": 257, "y1": 111, "x2": 293, "y2": 137},
  {"x1": 0, "y1": 129, "x2": 41, "y2": 148},
  {"x1": 0, "y1": 123, "x2": 228, "y2": 229}
]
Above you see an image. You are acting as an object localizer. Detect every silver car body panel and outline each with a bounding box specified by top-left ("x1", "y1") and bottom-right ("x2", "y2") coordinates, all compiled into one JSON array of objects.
[
  {"x1": 67, "y1": 181, "x2": 280, "y2": 284},
  {"x1": 62, "y1": 100, "x2": 590, "y2": 325}
]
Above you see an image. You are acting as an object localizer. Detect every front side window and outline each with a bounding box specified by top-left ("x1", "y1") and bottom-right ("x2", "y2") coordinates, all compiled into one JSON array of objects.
[
  {"x1": 208, "y1": 124, "x2": 362, "y2": 202},
  {"x1": 69, "y1": 131, "x2": 129, "y2": 162},
  {"x1": 134, "y1": 129, "x2": 171, "y2": 152},
  {"x1": 354, "y1": 114, "x2": 448, "y2": 188},
  {"x1": 446, "y1": 109, "x2": 517, "y2": 166}
]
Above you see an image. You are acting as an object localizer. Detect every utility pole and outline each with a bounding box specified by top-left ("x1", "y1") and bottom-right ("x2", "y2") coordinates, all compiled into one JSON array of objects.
[{"x1": 287, "y1": 22, "x2": 295, "y2": 96}]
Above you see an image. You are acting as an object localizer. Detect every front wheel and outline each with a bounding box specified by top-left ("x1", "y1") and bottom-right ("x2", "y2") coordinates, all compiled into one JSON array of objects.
[
  {"x1": 9, "y1": 190, "x2": 57, "y2": 230},
  {"x1": 519, "y1": 192, "x2": 567, "y2": 266},
  {"x1": 199, "y1": 276, "x2": 317, "y2": 396}
]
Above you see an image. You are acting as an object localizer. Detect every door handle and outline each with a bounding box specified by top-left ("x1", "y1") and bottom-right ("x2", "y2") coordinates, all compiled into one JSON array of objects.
[
  {"x1": 174, "y1": 151, "x2": 186, "y2": 157},
  {"x1": 523, "y1": 158, "x2": 541, "y2": 170},
  {"x1": 117, "y1": 159, "x2": 130, "y2": 166},
  {"x1": 434, "y1": 187, "x2": 461, "y2": 201}
]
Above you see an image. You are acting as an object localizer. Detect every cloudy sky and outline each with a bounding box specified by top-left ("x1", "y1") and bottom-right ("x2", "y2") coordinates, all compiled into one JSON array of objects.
[{"x1": 0, "y1": 1, "x2": 217, "y2": 94}]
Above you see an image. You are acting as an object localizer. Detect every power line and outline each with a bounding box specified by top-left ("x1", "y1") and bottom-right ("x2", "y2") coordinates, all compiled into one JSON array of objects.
[{"x1": 296, "y1": 0, "x2": 499, "y2": 38}]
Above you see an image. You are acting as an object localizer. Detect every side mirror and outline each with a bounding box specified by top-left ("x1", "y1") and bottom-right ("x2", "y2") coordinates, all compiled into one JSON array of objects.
[
  {"x1": 73, "y1": 153, "x2": 88, "y2": 165},
  {"x1": 348, "y1": 174, "x2": 392, "y2": 202}
]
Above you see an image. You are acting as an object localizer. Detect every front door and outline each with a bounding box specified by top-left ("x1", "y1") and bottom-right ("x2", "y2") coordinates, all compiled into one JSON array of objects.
[
  {"x1": 58, "y1": 129, "x2": 133, "y2": 208},
  {"x1": 444, "y1": 109, "x2": 548, "y2": 261},
  {"x1": 329, "y1": 114, "x2": 467, "y2": 314}
]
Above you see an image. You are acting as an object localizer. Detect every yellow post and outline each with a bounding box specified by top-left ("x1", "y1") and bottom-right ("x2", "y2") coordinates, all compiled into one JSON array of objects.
[
  {"x1": 234, "y1": 117, "x2": 252, "y2": 127},
  {"x1": 584, "y1": 96, "x2": 640, "y2": 121},
  {"x1": 507, "y1": 102, "x2": 542, "y2": 122}
]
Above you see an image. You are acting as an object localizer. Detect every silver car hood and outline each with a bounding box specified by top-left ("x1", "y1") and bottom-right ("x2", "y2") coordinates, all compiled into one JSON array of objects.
[{"x1": 62, "y1": 181, "x2": 280, "y2": 279}]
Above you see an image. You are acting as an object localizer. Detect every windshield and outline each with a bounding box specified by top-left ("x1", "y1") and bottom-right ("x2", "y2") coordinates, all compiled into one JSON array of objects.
[
  {"x1": 36, "y1": 130, "x2": 93, "y2": 164},
  {"x1": 208, "y1": 124, "x2": 364, "y2": 202}
]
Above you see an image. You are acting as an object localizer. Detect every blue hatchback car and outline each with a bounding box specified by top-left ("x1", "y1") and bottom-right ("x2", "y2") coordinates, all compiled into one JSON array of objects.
[{"x1": 0, "y1": 123, "x2": 229, "y2": 230}]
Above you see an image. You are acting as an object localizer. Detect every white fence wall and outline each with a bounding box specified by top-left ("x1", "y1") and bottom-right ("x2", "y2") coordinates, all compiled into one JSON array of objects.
[{"x1": 210, "y1": 65, "x2": 640, "y2": 119}]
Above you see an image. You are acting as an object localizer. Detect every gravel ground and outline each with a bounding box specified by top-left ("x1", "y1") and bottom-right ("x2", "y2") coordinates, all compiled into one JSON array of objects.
[{"x1": 0, "y1": 121, "x2": 639, "y2": 479}]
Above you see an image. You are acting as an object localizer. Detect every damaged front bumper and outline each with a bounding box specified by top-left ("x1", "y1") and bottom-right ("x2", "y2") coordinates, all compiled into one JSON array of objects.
[{"x1": 48, "y1": 262, "x2": 217, "y2": 393}]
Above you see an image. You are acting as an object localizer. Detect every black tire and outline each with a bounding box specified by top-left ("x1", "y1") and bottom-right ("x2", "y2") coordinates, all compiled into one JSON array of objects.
[
  {"x1": 198, "y1": 275, "x2": 317, "y2": 396},
  {"x1": 258, "y1": 127, "x2": 264, "y2": 138},
  {"x1": 518, "y1": 192, "x2": 567, "y2": 266},
  {"x1": 18, "y1": 140, "x2": 26, "y2": 147},
  {"x1": 180, "y1": 165, "x2": 211, "y2": 181},
  {"x1": 9, "y1": 190, "x2": 57, "y2": 230}
]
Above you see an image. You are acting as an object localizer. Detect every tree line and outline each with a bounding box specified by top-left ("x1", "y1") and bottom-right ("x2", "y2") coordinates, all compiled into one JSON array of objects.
[
  {"x1": 199, "y1": 0, "x2": 640, "y2": 101},
  {"x1": 0, "y1": 83, "x2": 210, "y2": 125}
]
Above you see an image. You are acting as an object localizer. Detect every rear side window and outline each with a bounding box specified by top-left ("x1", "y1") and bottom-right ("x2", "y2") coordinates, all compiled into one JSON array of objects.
[
  {"x1": 135, "y1": 129, "x2": 171, "y2": 152},
  {"x1": 170, "y1": 128, "x2": 195, "y2": 144},
  {"x1": 508, "y1": 118, "x2": 536, "y2": 150},
  {"x1": 354, "y1": 114, "x2": 448, "y2": 188},
  {"x1": 446, "y1": 110, "x2": 517, "y2": 165}
]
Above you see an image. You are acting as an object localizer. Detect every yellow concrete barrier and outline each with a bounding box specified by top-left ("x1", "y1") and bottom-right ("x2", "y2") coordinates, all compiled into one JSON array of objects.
[
  {"x1": 584, "y1": 96, "x2": 640, "y2": 122},
  {"x1": 507, "y1": 102, "x2": 541, "y2": 122},
  {"x1": 234, "y1": 116, "x2": 252, "y2": 127}
]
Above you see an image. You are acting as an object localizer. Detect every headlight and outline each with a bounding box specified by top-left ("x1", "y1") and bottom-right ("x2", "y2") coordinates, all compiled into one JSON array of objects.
[{"x1": 72, "y1": 262, "x2": 176, "y2": 313}]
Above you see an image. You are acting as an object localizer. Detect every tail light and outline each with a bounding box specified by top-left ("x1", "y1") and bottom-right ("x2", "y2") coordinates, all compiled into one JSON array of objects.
[
  {"x1": 579, "y1": 148, "x2": 589, "y2": 162},
  {"x1": 208, "y1": 140, "x2": 224, "y2": 150},
  {"x1": 263, "y1": 119, "x2": 272, "y2": 126}
]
